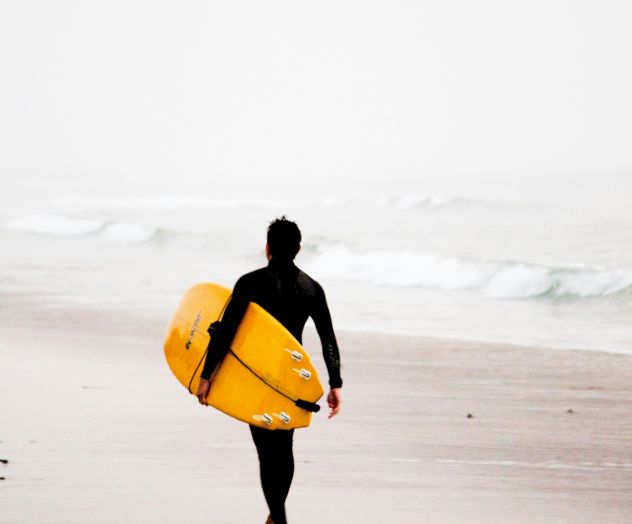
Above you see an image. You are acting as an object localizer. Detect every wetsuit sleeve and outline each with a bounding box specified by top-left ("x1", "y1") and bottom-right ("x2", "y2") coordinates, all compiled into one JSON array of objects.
[
  {"x1": 310, "y1": 282, "x2": 343, "y2": 388},
  {"x1": 200, "y1": 276, "x2": 251, "y2": 380}
]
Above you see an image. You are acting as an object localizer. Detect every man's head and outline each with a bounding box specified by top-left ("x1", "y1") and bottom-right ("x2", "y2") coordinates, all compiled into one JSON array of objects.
[{"x1": 267, "y1": 216, "x2": 301, "y2": 262}]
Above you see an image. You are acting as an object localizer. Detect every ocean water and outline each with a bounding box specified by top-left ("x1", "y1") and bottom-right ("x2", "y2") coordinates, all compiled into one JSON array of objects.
[{"x1": 1, "y1": 172, "x2": 631, "y2": 353}]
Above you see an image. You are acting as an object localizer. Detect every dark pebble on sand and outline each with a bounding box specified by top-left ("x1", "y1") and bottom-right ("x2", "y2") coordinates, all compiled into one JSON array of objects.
[
  {"x1": 567, "y1": 409, "x2": 575, "y2": 414},
  {"x1": 466, "y1": 413, "x2": 473, "y2": 418}
]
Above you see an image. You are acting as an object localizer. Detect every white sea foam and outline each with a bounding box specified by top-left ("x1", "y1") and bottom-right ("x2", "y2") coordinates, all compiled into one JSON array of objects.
[
  {"x1": 304, "y1": 245, "x2": 632, "y2": 299},
  {"x1": 97, "y1": 222, "x2": 156, "y2": 244}
]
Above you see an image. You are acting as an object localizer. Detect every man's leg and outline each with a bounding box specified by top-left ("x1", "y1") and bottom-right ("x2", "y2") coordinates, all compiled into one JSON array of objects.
[{"x1": 249, "y1": 425, "x2": 295, "y2": 524}]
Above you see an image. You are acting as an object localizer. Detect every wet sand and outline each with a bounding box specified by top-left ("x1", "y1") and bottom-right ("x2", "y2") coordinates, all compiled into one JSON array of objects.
[{"x1": 1, "y1": 298, "x2": 631, "y2": 523}]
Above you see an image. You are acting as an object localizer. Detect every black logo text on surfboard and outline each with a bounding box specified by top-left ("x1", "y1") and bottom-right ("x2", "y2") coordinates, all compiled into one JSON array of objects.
[{"x1": 185, "y1": 311, "x2": 203, "y2": 350}]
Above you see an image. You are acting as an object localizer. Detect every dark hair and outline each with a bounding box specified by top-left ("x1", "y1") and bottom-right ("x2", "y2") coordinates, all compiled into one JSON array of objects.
[{"x1": 267, "y1": 216, "x2": 302, "y2": 261}]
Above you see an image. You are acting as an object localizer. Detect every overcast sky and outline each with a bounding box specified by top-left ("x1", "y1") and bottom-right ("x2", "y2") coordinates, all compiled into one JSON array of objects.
[{"x1": 1, "y1": 1, "x2": 631, "y2": 185}]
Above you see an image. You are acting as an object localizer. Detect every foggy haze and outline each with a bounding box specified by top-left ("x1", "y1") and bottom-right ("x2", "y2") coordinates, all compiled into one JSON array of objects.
[{"x1": 2, "y1": 1, "x2": 632, "y2": 185}]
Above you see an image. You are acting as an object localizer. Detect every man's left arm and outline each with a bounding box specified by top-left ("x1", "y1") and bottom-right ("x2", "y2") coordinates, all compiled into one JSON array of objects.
[{"x1": 311, "y1": 282, "x2": 343, "y2": 418}]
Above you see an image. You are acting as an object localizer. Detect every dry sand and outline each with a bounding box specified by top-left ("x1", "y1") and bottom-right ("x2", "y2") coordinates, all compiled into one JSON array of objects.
[{"x1": 1, "y1": 296, "x2": 631, "y2": 523}]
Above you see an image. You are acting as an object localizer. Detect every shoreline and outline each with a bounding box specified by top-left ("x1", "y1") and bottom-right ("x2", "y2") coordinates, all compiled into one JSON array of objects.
[
  {"x1": 2, "y1": 289, "x2": 631, "y2": 359},
  {"x1": 2, "y1": 298, "x2": 632, "y2": 523}
]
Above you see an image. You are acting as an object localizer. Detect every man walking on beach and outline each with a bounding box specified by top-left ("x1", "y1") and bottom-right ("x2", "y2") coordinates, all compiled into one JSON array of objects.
[{"x1": 196, "y1": 216, "x2": 343, "y2": 524}]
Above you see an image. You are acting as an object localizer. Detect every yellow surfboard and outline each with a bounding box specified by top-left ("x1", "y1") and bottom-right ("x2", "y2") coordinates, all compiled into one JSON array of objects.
[{"x1": 164, "y1": 283, "x2": 324, "y2": 429}]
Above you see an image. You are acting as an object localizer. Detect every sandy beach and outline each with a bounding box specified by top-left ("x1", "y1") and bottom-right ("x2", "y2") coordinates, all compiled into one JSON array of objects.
[{"x1": 0, "y1": 295, "x2": 630, "y2": 524}]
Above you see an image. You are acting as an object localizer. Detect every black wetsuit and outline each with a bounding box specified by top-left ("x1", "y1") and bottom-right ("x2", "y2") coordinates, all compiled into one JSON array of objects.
[{"x1": 200, "y1": 259, "x2": 343, "y2": 524}]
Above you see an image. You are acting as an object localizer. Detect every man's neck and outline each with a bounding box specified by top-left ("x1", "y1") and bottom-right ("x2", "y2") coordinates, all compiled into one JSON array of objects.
[{"x1": 268, "y1": 258, "x2": 296, "y2": 270}]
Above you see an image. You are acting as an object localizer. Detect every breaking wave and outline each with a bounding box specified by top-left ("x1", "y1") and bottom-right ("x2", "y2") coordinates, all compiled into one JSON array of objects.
[
  {"x1": 304, "y1": 245, "x2": 632, "y2": 299},
  {"x1": 51, "y1": 195, "x2": 303, "y2": 211},
  {"x1": 4, "y1": 213, "x2": 157, "y2": 245}
]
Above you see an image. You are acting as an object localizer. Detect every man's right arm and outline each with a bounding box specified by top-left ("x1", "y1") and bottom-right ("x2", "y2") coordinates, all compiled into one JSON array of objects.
[
  {"x1": 200, "y1": 276, "x2": 251, "y2": 381},
  {"x1": 197, "y1": 276, "x2": 251, "y2": 404}
]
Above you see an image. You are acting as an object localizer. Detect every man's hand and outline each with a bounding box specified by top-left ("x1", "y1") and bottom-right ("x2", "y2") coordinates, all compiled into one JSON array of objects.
[
  {"x1": 327, "y1": 388, "x2": 342, "y2": 419},
  {"x1": 196, "y1": 378, "x2": 211, "y2": 405}
]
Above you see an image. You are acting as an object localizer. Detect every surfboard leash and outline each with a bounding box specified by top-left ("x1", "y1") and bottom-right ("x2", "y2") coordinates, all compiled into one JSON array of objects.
[{"x1": 227, "y1": 348, "x2": 321, "y2": 413}]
